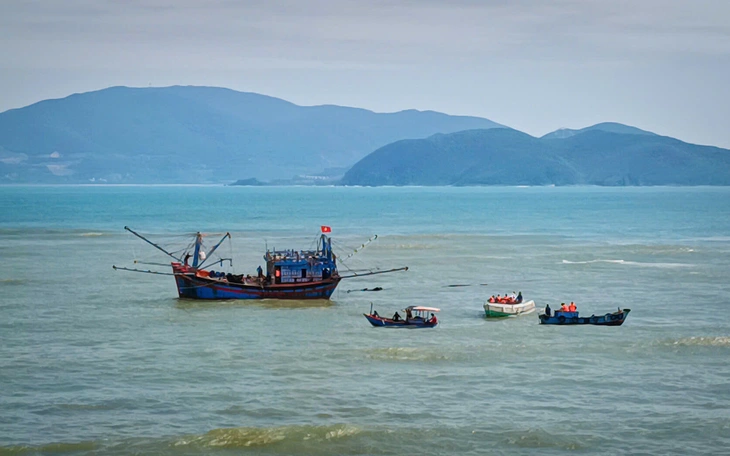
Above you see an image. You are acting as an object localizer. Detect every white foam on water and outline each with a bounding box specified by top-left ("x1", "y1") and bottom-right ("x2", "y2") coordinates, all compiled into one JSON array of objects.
[{"x1": 561, "y1": 259, "x2": 694, "y2": 268}]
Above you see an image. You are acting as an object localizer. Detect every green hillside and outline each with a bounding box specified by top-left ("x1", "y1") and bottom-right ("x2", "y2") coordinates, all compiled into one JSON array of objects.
[{"x1": 340, "y1": 127, "x2": 730, "y2": 186}]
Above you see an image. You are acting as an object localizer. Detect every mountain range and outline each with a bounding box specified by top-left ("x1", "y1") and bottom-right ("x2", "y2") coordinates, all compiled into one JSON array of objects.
[
  {"x1": 0, "y1": 86, "x2": 501, "y2": 184},
  {"x1": 340, "y1": 126, "x2": 730, "y2": 186},
  {"x1": 1, "y1": 86, "x2": 729, "y2": 186}
]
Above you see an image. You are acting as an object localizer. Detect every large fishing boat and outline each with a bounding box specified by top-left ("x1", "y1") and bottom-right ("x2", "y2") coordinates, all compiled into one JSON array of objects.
[{"x1": 114, "y1": 226, "x2": 407, "y2": 300}]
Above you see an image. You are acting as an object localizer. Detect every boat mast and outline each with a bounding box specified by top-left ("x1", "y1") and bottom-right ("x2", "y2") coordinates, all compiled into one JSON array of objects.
[
  {"x1": 124, "y1": 226, "x2": 182, "y2": 262},
  {"x1": 319, "y1": 234, "x2": 333, "y2": 260},
  {"x1": 191, "y1": 232, "x2": 203, "y2": 268},
  {"x1": 198, "y1": 232, "x2": 231, "y2": 269}
]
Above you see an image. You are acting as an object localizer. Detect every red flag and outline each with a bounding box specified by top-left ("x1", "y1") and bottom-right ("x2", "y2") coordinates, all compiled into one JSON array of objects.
[{"x1": 321, "y1": 225, "x2": 332, "y2": 233}]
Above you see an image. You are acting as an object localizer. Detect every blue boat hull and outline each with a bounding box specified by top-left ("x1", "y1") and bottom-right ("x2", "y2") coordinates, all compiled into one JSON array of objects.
[
  {"x1": 538, "y1": 309, "x2": 631, "y2": 326},
  {"x1": 174, "y1": 273, "x2": 341, "y2": 300},
  {"x1": 364, "y1": 314, "x2": 438, "y2": 328}
]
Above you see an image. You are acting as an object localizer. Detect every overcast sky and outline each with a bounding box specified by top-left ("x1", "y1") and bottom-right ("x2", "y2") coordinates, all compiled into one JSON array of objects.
[{"x1": 1, "y1": 0, "x2": 729, "y2": 147}]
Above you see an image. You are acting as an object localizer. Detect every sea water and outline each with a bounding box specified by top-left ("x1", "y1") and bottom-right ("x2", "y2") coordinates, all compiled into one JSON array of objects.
[{"x1": 0, "y1": 185, "x2": 729, "y2": 455}]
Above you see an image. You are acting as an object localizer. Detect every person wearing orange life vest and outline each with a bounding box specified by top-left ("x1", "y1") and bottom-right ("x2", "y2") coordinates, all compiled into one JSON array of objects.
[
  {"x1": 560, "y1": 303, "x2": 569, "y2": 312},
  {"x1": 568, "y1": 302, "x2": 577, "y2": 312}
]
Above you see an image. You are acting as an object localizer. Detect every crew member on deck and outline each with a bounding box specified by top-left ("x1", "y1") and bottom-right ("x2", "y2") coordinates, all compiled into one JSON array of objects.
[
  {"x1": 257, "y1": 265, "x2": 263, "y2": 278},
  {"x1": 516, "y1": 291, "x2": 523, "y2": 303},
  {"x1": 184, "y1": 253, "x2": 191, "y2": 266},
  {"x1": 545, "y1": 304, "x2": 551, "y2": 317},
  {"x1": 569, "y1": 302, "x2": 577, "y2": 312},
  {"x1": 428, "y1": 313, "x2": 438, "y2": 324},
  {"x1": 392, "y1": 312, "x2": 402, "y2": 321},
  {"x1": 560, "y1": 303, "x2": 569, "y2": 312}
]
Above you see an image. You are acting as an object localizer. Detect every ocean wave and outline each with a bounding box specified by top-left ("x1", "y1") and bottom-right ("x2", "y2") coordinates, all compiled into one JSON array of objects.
[
  {"x1": 365, "y1": 347, "x2": 451, "y2": 362},
  {"x1": 393, "y1": 243, "x2": 437, "y2": 250},
  {"x1": 499, "y1": 427, "x2": 588, "y2": 450},
  {"x1": 684, "y1": 236, "x2": 730, "y2": 242},
  {"x1": 561, "y1": 259, "x2": 693, "y2": 268},
  {"x1": 173, "y1": 424, "x2": 361, "y2": 449},
  {"x1": 79, "y1": 232, "x2": 104, "y2": 237},
  {"x1": 660, "y1": 336, "x2": 730, "y2": 347},
  {"x1": 0, "y1": 441, "x2": 97, "y2": 455}
]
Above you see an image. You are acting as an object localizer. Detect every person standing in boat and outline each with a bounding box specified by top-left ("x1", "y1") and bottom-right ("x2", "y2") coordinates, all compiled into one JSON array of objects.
[
  {"x1": 392, "y1": 311, "x2": 402, "y2": 321},
  {"x1": 544, "y1": 304, "x2": 551, "y2": 317},
  {"x1": 516, "y1": 291, "x2": 523, "y2": 303},
  {"x1": 257, "y1": 265, "x2": 263, "y2": 278}
]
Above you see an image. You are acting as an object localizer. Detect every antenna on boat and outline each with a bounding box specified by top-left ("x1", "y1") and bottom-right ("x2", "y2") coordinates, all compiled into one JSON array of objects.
[{"x1": 124, "y1": 226, "x2": 182, "y2": 262}]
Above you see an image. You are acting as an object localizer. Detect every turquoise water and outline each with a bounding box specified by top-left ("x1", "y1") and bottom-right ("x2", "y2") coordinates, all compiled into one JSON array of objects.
[{"x1": 1, "y1": 186, "x2": 729, "y2": 455}]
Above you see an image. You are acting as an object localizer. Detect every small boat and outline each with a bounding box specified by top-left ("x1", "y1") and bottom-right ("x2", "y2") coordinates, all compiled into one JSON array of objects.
[
  {"x1": 538, "y1": 308, "x2": 631, "y2": 326},
  {"x1": 484, "y1": 299, "x2": 536, "y2": 318},
  {"x1": 364, "y1": 305, "x2": 440, "y2": 328},
  {"x1": 114, "y1": 226, "x2": 407, "y2": 300}
]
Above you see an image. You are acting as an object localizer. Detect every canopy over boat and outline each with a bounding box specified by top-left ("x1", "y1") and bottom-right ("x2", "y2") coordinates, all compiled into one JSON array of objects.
[{"x1": 407, "y1": 306, "x2": 440, "y2": 312}]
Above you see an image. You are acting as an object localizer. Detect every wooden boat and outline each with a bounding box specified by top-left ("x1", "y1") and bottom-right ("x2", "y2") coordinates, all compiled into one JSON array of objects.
[
  {"x1": 484, "y1": 299, "x2": 536, "y2": 317},
  {"x1": 364, "y1": 306, "x2": 440, "y2": 328},
  {"x1": 114, "y1": 227, "x2": 407, "y2": 300},
  {"x1": 538, "y1": 308, "x2": 631, "y2": 326}
]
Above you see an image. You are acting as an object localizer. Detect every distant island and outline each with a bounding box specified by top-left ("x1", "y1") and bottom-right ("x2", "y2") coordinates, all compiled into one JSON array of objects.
[
  {"x1": 340, "y1": 124, "x2": 730, "y2": 186},
  {"x1": 229, "y1": 178, "x2": 268, "y2": 186},
  {"x1": 1, "y1": 86, "x2": 728, "y2": 186}
]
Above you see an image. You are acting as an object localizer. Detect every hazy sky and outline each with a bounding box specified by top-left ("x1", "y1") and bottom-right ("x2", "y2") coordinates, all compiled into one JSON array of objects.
[{"x1": 1, "y1": 0, "x2": 729, "y2": 147}]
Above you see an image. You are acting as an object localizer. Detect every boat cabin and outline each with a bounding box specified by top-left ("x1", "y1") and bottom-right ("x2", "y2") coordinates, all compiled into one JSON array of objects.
[{"x1": 265, "y1": 234, "x2": 338, "y2": 284}]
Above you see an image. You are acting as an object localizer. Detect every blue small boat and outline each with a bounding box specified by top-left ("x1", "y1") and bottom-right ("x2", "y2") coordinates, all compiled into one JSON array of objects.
[
  {"x1": 538, "y1": 308, "x2": 631, "y2": 326},
  {"x1": 364, "y1": 306, "x2": 440, "y2": 328}
]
